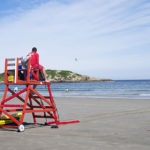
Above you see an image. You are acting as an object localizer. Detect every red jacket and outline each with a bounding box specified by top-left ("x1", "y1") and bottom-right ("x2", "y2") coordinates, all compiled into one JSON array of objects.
[{"x1": 27, "y1": 52, "x2": 39, "y2": 69}]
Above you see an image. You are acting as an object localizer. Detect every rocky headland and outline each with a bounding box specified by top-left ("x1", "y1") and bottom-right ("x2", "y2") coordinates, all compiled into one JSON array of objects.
[{"x1": 46, "y1": 70, "x2": 112, "y2": 83}]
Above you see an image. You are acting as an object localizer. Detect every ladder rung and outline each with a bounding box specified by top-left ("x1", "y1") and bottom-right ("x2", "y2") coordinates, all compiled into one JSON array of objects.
[
  {"x1": 32, "y1": 96, "x2": 50, "y2": 99},
  {"x1": 7, "y1": 58, "x2": 22, "y2": 61},
  {"x1": 34, "y1": 115, "x2": 53, "y2": 118},
  {"x1": 7, "y1": 63, "x2": 22, "y2": 66},
  {"x1": 7, "y1": 69, "x2": 15, "y2": 71},
  {"x1": 25, "y1": 109, "x2": 55, "y2": 113},
  {"x1": 1, "y1": 104, "x2": 24, "y2": 107},
  {"x1": 7, "y1": 63, "x2": 15, "y2": 66},
  {"x1": 32, "y1": 106, "x2": 52, "y2": 108},
  {"x1": 8, "y1": 58, "x2": 15, "y2": 61}
]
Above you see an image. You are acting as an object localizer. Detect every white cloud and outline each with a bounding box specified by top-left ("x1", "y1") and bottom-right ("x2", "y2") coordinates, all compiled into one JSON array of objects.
[{"x1": 0, "y1": 0, "x2": 150, "y2": 79}]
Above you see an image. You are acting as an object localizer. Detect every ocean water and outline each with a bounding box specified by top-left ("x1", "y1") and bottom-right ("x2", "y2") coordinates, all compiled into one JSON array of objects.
[{"x1": 0, "y1": 80, "x2": 150, "y2": 99}]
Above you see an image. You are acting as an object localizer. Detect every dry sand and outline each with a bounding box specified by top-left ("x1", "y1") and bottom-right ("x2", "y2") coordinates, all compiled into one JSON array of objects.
[{"x1": 0, "y1": 97, "x2": 150, "y2": 150}]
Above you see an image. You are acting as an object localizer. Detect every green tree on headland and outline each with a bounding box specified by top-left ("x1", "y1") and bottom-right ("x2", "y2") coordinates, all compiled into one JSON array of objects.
[{"x1": 0, "y1": 73, "x2": 4, "y2": 81}]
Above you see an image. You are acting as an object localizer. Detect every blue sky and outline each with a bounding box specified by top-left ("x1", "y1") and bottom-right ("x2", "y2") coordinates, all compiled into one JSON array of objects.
[{"x1": 0, "y1": 0, "x2": 150, "y2": 79}]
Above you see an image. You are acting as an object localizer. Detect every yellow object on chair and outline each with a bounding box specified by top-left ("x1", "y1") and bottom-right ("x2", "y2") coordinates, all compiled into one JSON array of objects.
[{"x1": 8, "y1": 75, "x2": 14, "y2": 82}]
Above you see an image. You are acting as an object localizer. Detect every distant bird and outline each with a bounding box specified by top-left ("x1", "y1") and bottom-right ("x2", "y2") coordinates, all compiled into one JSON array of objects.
[{"x1": 75, "y1": 58, "x2": 78, "y2": 62}]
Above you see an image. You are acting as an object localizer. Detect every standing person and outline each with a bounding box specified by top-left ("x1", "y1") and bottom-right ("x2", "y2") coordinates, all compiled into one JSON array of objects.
[{"x1": 27, "y1": 47, "x2": 48, "y2": 82}]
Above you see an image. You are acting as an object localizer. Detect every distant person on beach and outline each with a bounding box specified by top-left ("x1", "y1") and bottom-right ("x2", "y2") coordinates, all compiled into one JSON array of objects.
[{"x1": 27, "y1": 47, "x2": 48, "y2": 82}]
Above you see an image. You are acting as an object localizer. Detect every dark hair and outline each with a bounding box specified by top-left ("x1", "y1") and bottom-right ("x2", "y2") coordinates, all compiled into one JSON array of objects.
[{"x1": 32, "y1": 47, "x2": 37, "y2": 52}]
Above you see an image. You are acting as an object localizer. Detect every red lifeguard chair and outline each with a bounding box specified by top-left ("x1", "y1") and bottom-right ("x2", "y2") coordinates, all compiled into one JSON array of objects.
[{"x1": 0, "y1": 57, "x2": 79, "y2": 132}]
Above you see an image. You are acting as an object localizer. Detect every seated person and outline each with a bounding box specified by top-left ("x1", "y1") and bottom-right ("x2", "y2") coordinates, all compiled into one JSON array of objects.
[{"x1": 27, "y1": 47, "x2": 48, "y2": 82}]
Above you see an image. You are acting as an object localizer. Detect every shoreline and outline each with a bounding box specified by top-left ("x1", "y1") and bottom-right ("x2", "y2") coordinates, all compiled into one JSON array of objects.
[
  {"x1": 0, "y1": 93, "x2": 150, "y2": 100},
  {"x1": 52, "y1": 96, "x2": 150, "y2": 100}
]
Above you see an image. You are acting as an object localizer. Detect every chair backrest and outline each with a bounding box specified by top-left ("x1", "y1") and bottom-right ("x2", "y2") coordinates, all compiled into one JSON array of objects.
[
  {"x1": 4, "y1": 57, "x2": 39, "y2": 84},
  {"x1": 5, "y1": 58, "x2": 22, "y2": 83}
]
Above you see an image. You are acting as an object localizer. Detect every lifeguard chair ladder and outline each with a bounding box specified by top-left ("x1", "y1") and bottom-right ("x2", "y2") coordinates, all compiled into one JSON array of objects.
[{"x1": 0, "y1": 57, "x2": 79, "y2": 132}]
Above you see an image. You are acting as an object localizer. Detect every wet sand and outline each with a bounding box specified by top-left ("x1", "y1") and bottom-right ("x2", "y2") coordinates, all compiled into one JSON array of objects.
[{"x1": 0, "y1": 97, "x2": 150, "y2": 150}]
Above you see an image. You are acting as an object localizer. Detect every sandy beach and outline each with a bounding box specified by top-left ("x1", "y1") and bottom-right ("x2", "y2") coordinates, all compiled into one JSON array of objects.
[{"x1": 0, "y1": 97, "x2": 150, "y2": 150}]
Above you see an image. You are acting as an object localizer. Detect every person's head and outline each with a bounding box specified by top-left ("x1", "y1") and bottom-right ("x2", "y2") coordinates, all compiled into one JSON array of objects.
[{"x1": 32, "y1": 47, "x2": 37, "y2": 52}]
